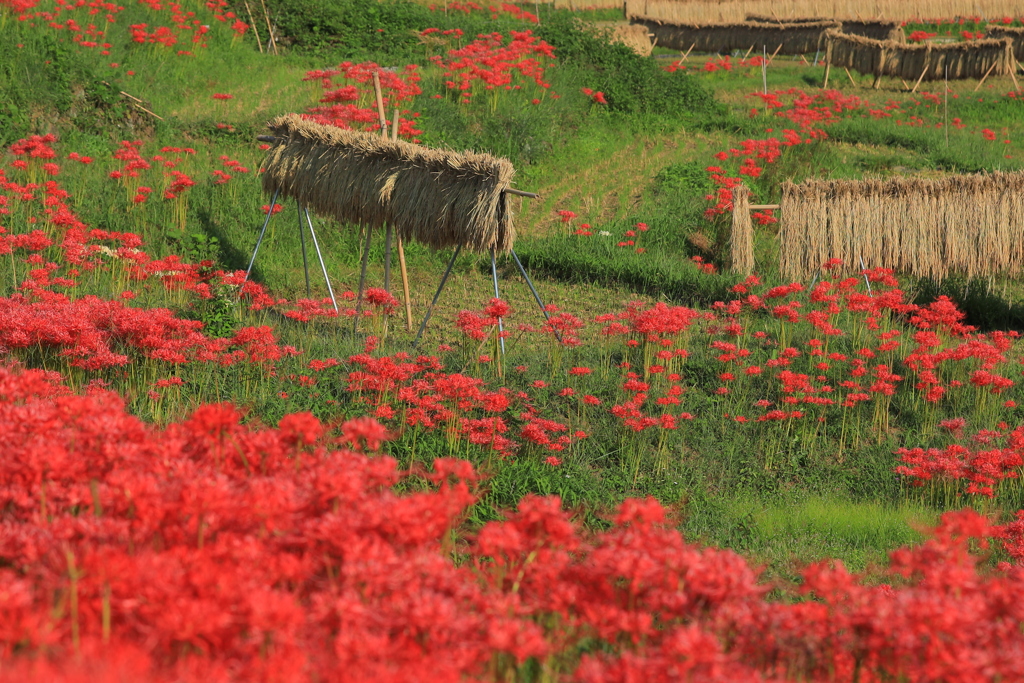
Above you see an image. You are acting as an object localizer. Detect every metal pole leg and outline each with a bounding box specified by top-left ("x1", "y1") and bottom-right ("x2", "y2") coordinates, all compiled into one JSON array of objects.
[
  {"x1": 353, "y1": 225, "x2": 373, "y2": 332},
  {"x1": 303, "y1": 207, "x2": 339, "y2": 313},
  {"x1": 414, "y1": 245, "x2": 462, "y2": 346},
  {"x1": 490, "y1": 248, "x2": 505, "y2": 355},
  {"x1": 510, "y1": 249, "x2": 562, "y2": 343},
  {"x1": 297, "y1": 203, "x2": 310, "y2": 297},
  {"x1": 245, "y1": 188, "x2": 280, "y2": 282},
  {"x1": 859, "y1": 255, "x2": 873, "y2": 297}
]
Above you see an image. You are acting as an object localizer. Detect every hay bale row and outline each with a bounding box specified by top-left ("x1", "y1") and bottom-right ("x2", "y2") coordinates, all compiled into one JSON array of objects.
[
  {"x1": 624, "y1": 0, "x2": 1024, "y2": 25},
  {"x1": 260, "y1": 114, "x2": 516, "y2": 253},
  {"x1": 730, "y1": 186, "x2": 754, "y2": 275},
  {"x1": 826, "y1": 30, "x2": 1014, "y2": 81},
  {"x1": 630, "y1": 15, "x2": 839, "y2": 55},
  {"x1": 745, "y1": 14, "x2": 904, "y2": 42},
  {"x1": 987, "y1": 25, "x2": 1024, "y2": 62},
  {"x1": 777, "y1": 173, "x2": 1024, "y2": 281},
  {"x1": 592, "y1": 21, "x2": 655, "y2": 56}
]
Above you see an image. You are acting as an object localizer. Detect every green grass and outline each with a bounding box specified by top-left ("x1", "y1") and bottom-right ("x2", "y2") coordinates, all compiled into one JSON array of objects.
[{"x1": 5, "y1": 0, "x2": 1024, "y2": 581}]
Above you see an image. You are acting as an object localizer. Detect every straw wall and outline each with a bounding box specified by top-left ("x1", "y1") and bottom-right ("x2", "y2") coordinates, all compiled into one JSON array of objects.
[
  {"x1": 730, "y1": 186, "x2": 754, "y2": 276},
  {"x1": 987, "y1": 25, "x2": 1024, "y2": 61},
  {"x1": 260, "y1": 114, "x2": 516, "y2": 253},
  {"x1": 778, "y1": 173, "x2": 1024, "y2": 281},
  {"x1": 624, "y1": 0, "x2": 1024, "y2": 25},
  {"x1": 826, "y1": 30, "x2": 1014, "y2": 81},
  {"x1": 745, "y1": 15, "x2": 904, "y2": 42},
  {"x1": 630, "y1": 16, "x2": 839, "y2": 55}
]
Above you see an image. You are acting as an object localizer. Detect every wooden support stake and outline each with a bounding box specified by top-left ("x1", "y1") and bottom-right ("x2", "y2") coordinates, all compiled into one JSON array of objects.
[
  {"x1": 767, "y1": 43, "x2": 783, "y2": 65},
  {"x1": 680, "y1": 42, "x2": 695, "y2": 62},
  {"x1": 258, "y1": 0, "x2": 277, "y2": 54},
  {"x1": 504, "y1": 188, "x2": 540, "y2": 198},
  {"x1": 910, "y1": 46, "x2": 932, "y2": 94},
  {"x1": 974, "y1": 59, "x2": 999, "y2": 91},
  {"x1": 844, "y1": 67, "x2": 856, "y2": 86},
  {"x1": 749, "y1": 204, "x2": 780, "y2": 209},
  {"x1": 389, "y1": 108, "x2": 413, "y2": 332},
  {"x1": 822, "y1": 40, "x2": 832, "y2": 89},
  {"x1": 242, "y1": 0, "x2": 263, "y2": 53},
  {"x1": 1010, "y1": 62, "x2": 1021, "y2": 92},
  {"x1": 372, "y1": 72, "x2": 388, "y2": 133},
  {"x1": 742, "y1": 44, "x2": 755, "y2": 61}
]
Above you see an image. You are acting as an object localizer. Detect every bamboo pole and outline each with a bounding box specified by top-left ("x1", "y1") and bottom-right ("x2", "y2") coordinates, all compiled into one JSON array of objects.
[
  {"x1": 767, "y1": 42, "x2": 783, "y2": 65},
  {"x1": 258, "y1": 0, "x2": 277, "y2": 55},
  {"x1": 844, "y1": 67, "x2": 856, "y2": 85},
  {"x1": 242, "y1": 0, "x2": 263, "y2": 53},
  {"x1": 823, "y1": 37, "x2": 832, "y2": 88},
  {"x1": 390, "y1": 108, "x2": 414, "y2": 332},
  {"x1": 743, "y1": 44, "x2": 755, "y2": 61},
  {"x1": 974, "y1": 59, "x2": 999, "y2": 91}
]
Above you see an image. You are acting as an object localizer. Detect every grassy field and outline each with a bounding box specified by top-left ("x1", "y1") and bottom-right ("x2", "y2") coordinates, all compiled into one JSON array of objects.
[{"x1": 5, "y1": 0, "x2": 1024, "y2": 583}]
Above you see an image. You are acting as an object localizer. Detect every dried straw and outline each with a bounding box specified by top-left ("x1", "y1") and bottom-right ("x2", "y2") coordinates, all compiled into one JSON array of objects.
[
  {"x1": 746, "y1": 14, "x2": 904, "y2": 42},
  {"x1": 987, "y1": 25, "x2": 1024, "y2": 61},
  {"x1": 779, "y1": 172, "x2": 1024, "y2": 281},
  {"x1": 630, "y1": 15, "x2": 839, "y2": 55},
  {"x1": 730, "y1": 185, "x2": 754, "y2": 275},
  {"x1": 622, "y1": 0, "x2": 1024, "y2": 25},
  {"x1": 260, "y1": 114, "x2": 516, "y2": 253},
  {"x1": 593, "y1": 21, "x2": 654, "y2": 56},
  {"x1": 825, "y1": 30, "x2": 1014, "y2": 81}
]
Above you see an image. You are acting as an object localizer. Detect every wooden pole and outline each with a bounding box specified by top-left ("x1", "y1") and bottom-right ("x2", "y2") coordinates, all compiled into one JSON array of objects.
[
  {"x1": 258, "y1": 0, "x2": 277, "y2": 55},
  {"x1": 910, "y1": 47, "x2": 931, "y2": 93},
  {"x1": 844, "y1": 67, "x2": 856, "y2": 86},
  {"x1": 767, "y1": 43, "x2": 783, "y2": 65},
  {"x1": 823, "y1": 38, "x2": 832, "y2": 88},
  {"x1": 680, "y1": 42, "x2": 695, "y2": 61},
  {"x1": 389, "y1": 108, "x2": 414, "y2": 332},
  {"x1": 372, "y1": 72, "x2": 388, "y2": 133},
  {"x1": 742, "y1": 44, "x2": 755, "y2": 61},
  {"x1": 974, "y1": 59, "x2": 999, "y2": 92},
  {"x1": 242, "y1": 0, "x2": 263, "y2": 53},
  {"x1": 1010, "y1": 60, "x2": 1021, "y2": 92}
]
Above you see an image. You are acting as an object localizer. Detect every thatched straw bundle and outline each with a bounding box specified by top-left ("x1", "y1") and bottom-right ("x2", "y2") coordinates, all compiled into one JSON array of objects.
[
  {"x1": 730, "y1": 186, "x2": 754, "y2": 275},
  {"x1": 624, "y1": 0, "x2": 1024, "y2": 25},
  {"x1": 630, "y1": 15, "x2": 839, "y2": 55},
  {"x1": 593, "y1": 21, "x2": 654, "y2": 56},
  {"x1": 778, "y1": 173, "x2": 1024, "y2": 281},
  {"x1": 260, "y1": 114, "x2": 516, "y2": 253},
  {"x1": 746, "y1": 15, "x2": 904, "y2": 42},
  {"x1": 825, "y1": 30, "x2": 1014, "y2": 81},
  {"x1": 987, "y1": 25, "x2": 1024, "y2": 61}
]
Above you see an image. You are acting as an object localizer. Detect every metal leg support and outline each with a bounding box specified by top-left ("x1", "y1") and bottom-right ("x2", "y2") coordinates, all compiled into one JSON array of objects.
[
  {"x1": 244, "y1": 188, "x2": 280, "y2": 282},
  {"x1": 413, "y1": 245, "x2": 462, "y2": 346},
  {"x1": 510, "y1": 249, "x2": 562, "y2": 344},
  {"x1": 303, "y1": 207, "x2": 339, "y2": 313}
]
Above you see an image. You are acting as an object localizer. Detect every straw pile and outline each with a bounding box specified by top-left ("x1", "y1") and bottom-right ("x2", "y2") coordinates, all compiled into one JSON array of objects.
[
  {"x1": 623, "y1": 0, "x2": 1024, "y2": 24},
  {"x1": 260, "y1": 114, "x2": 516, "y2": 253},
  {"x1": 825, "y1": 30, "x2": 1014, "y2": 81},
  {"x1": 593, "y1": 21, "x2": 654, "y2": 56},
  {"x1": 745, "y1": 15, "x2": 904, "y2": 42},
  {"x1": 630, "y1": 15, "x2": 839, "y2": 55},
  {"x1": 778, "y1": 173, "x2": 1024, "y2": 281},
  {"x1": 730, "y1": 185, "x2": 754, "y2": 275},
  {"x1": 987, "y1": 25, "x2": 1024, "y2": 61}
]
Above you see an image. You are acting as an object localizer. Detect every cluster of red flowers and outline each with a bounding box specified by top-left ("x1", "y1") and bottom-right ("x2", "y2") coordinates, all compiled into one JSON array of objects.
[
  {"x1": 703, "y1": 89, "x2": 864, "y2": 219},
  {"x1": 2, "y1": 360, "x2": 1024, "y2": 680},
  {"x1": 429, "y1": 30, "x2": 556, "y2": 105},
  {"x1": 302, "y1": 62, "x2": 424, "y2": 141}
]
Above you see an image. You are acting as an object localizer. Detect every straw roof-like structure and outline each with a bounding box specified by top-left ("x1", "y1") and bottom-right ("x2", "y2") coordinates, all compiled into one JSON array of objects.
[
  {"x1": 630, "y1": 15, "x2": 838, "y2": 55},
  {"x1": 777, "y1": 173, "x2": 1024, "y2": 281},
  {"x1": 745, "y1": 14, "x2": 904, "y2": 42},
  {"x1": 826, "y1": 30, "x2": 1014, "y2": 81},
  {"x1": 987, "y1": 25, "x2": 1024, "y2": 61},
  {"x1": 260, "y1": 114, "x2": 516, "y2": 253}
]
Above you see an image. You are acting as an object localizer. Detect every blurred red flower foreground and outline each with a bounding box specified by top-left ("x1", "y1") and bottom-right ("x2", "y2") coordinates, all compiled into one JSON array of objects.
[{"x1": 2, "y1": 363, "x2": 1024, "y2": 682}]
